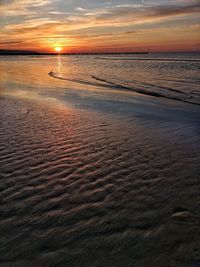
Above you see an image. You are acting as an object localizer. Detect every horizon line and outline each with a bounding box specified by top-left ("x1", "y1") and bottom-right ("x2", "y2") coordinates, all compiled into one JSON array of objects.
[{"x1": 0, "y1": 49, "x2": 200, "y2": 56}]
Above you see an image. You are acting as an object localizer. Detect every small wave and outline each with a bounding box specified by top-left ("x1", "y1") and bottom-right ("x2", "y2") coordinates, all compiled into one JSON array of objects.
[
  {"x1": 49, "y1": 71, "x2": 200, "y2": 106},
  {"x1": 49, "y1": 71, "x2": 124, "y2": 89},
  {"x1": 132, "y1": 80, "x2": 188, "y2": 95},
  {"x1": 95, "y1": 57, "x2": 200, "y2": 62},
  {"x1": 91, "y1": 76, "x2": 163, "y2": 97},
  {"x1": 92, "y1": 76, "x2": 200, "y2": 106},
  {"x1": 49, "y1": 71, "x2": 102, "y2": 87}
]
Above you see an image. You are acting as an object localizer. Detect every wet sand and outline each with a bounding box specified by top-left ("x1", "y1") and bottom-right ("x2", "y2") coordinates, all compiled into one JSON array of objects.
[{"x1": 0, "y1": 94, "x2": 200, "y2": 267}]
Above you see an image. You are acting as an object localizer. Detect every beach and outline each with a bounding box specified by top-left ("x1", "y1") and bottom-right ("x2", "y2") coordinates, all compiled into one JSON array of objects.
[{"x1": 0, "y1": 54, "x2": 200, "y2": 266}]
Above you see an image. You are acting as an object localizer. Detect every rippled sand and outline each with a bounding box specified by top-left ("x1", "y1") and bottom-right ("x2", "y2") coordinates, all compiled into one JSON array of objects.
[{"x1": 0, "y1": 94, "x2": 200, "y2": 267}]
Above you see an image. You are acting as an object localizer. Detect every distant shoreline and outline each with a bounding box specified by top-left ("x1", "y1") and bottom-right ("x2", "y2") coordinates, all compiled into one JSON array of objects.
[
  {"x1": 0, "y1": 50, "x2": 149, "y2": 56},
  {"x1": 0, "y1": 50, "x2": 199, "y2": 56}
]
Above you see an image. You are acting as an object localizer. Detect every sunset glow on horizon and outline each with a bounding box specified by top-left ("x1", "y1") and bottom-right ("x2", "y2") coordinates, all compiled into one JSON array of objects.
[{"x1": 0, "y1": 0, "x2": 200, "y2": 53}]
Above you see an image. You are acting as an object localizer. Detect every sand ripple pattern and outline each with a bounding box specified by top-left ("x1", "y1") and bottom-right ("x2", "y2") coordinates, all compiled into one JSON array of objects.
[{"x1": 0, "y1": 97, "x2": 200, "y2": 267}]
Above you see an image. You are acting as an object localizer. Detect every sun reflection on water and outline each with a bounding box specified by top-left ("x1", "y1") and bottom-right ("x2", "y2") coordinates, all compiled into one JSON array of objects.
[{"x1": 57, "y1": 54, "x2": 62, "y2": 76}]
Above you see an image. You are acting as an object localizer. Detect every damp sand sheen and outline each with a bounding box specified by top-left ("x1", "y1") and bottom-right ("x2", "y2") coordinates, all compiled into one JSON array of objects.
[{"x1": 0, "y1": 53, "x2": 200, "y2": 267}]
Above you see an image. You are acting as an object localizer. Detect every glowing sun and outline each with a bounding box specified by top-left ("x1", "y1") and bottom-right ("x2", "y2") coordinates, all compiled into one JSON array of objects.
[{"x1": 54, "y1": 47, "x2": 62, "y2": 52}]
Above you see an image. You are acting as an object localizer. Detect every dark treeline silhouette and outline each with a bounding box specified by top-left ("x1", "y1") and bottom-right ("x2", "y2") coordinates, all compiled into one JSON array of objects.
[{"x1": 0, "y1": 50, "x2": 41, "y2": 55}]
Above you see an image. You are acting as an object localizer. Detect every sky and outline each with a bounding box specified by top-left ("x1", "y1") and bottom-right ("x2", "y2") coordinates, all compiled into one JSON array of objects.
[{"x1": 0, "y1": 0, "x2": 200, "y2": 52}]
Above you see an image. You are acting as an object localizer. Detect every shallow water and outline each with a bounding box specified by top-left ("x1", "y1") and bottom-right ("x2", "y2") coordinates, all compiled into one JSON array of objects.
[
  {"x1": 0, "y1": 53, "x2": 200, "y2": 267},
  {"x1": 50, "y1": 53, "x2": 200, "y2": 105},
  {"x1": 1, "y1": 52, "x2": 200, "y2": 107}
]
